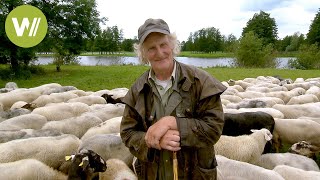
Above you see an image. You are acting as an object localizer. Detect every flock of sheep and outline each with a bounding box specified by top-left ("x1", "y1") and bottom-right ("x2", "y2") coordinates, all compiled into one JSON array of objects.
[{"x1": 0, "y1": 75, "x2": 319, "y2": 180}]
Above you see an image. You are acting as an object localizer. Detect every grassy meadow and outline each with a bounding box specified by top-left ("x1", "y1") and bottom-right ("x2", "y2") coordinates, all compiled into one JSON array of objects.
[{"x1": 0, "y1": 64, "x2": 319, "y2": 91}]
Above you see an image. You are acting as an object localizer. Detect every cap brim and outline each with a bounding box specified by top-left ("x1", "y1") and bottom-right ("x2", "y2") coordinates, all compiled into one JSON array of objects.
[{"x1": 139, "y1": 29, "x2": 170, "y2": 43}]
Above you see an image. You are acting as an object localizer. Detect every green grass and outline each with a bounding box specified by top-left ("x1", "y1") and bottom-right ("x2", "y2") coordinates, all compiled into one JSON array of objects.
[{"x1": 1, "y1": 64, "x2": 319, "y2": 91}]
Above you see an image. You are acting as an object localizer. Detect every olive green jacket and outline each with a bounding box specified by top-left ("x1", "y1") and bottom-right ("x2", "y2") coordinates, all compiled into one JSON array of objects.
[{"x1": 120, "y1": 61, "x2": 226, "y2": 180}]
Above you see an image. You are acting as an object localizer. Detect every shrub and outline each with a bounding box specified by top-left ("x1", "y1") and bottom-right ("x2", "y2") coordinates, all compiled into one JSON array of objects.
[
  {"x1": 289, "y1": 43, "x2": 320, "y2": 69},
  {"x1": 234, "y1": 31, "x2": 278, "y2": 68}
]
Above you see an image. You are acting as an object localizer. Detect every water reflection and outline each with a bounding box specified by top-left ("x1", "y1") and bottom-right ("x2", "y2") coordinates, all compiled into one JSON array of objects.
[{"x1": 35, "y1": 56, "x2": 294, "y2": 69}]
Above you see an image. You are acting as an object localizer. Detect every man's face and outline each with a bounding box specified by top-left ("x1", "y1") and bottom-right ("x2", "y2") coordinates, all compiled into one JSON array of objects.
[{"x1": 143, "y1": 32, "x2": 174, "y2": 72}]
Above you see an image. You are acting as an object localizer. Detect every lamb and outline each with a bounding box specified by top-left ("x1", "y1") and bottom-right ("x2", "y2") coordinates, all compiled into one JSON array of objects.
[
  {"x1": 41, "y1": 113, "x2": 103, "y2": 138},
  {"x1": 216, "y1": 155, "x2": 284, "y2": 180},
  {"x1": 0, "y1": 159, "x2": 67, "y2": 180},
  {"x1": 273, "y1": 165, "x2": 320, "y2": 180},
  {"x1": 67, "y1": 95, "x2": 107, "y2": 106},
  {"x1": 272, "y1": 118, "x2": 320, "y2": 152},
  {"x1": 0, "y1": 114, "x2": 47, "y2": 131},
  {"x1": 78, "y1": 134, "x2": 133, "y2": 167},
  {"x1": 254, "y1": 152, "x2": 320, "y2": 171},
  {"x1": 0, "y1": 134, "x2": 81, "y2": 169},
  {"x1": 100, "y1": 158, "x2": 137, "y2": 180},
  {"x1": 81, "y1": 116, "x2": 122, "y2": 141},
  {"x1": 31, "y1": 102, "x2": 90, "y2": 121},
  {"x1": 215, "y1": 128, "x2": 273, "y2": 163}
]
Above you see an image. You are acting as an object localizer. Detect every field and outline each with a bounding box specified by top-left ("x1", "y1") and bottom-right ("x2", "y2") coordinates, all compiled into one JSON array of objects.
[{"x1": 0, "y1": 64, "x2": 319, "y2": 91}]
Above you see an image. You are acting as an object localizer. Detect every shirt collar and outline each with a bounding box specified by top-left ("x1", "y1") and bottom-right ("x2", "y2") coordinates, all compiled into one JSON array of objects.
[{"x1": 148, "y1": 60, "x2": 176, "y2": 82}]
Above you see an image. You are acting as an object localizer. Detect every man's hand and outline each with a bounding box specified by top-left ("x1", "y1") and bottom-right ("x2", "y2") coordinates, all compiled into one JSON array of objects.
[
  {"x1": 145, "y1": 116, "x2": 178, "y2": 150},
  {"x1": 159, "y1": 130, "x2": 181, "y2": 151}
]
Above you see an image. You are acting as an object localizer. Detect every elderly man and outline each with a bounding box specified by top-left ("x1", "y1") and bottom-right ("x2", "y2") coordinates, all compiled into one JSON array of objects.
[{"x1": 120, "y1": 18, "x2": 226, "y2": 180}]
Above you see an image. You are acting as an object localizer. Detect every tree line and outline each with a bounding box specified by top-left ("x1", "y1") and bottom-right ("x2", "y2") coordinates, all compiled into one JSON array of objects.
[{"x1": 1, "y1": 1, "x2": 320, "y2": 80}]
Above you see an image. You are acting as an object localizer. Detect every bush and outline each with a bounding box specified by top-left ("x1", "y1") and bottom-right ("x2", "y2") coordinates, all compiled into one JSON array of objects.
[
  {"x1": 234, "y1": 31, "x2": 278, "y2": 68},
  {"x1": 289, "y1": 43, "x2": 320, "y2": 69},
  {"x1": 0, "y1": 65, "x2": 45, "y2": 80}
]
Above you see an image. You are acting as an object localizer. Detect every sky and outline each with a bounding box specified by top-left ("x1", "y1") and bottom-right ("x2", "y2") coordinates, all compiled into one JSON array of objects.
[{"x1": 96, "y1": 0, "x2": 320, "y2": 42}]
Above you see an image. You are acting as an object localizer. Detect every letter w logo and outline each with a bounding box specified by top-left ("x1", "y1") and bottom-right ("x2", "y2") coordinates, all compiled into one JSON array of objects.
[{"x1": 11, "y1": 17, "x2": 41, "y2": 37}]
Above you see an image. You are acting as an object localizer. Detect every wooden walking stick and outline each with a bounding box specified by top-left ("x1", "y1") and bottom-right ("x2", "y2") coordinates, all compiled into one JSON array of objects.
[{"x1": 173, "y1": 151, "x2": 178, "y2": 180}]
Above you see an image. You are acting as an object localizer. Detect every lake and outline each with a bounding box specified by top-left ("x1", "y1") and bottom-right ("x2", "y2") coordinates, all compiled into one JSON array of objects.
[{"x1": 36, "y1": 56, "x2": 295, "y2": 69}]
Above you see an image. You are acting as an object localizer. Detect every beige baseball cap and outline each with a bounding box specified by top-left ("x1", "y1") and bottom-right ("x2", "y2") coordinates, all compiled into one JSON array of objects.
[{"x1": 138, "y1": 18, "x2": 170, "y2": 43}]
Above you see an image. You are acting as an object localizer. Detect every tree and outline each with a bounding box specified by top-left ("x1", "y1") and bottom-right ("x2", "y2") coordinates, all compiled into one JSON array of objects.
[
  {"x1": 0, "y1": 0, "x2": 37, "y2": 77},
  {"x1": 242, "y1": 11, "x2": 278, "y2": 46},
  {"x1": 223, "y1": 34, "x2": 238, "y2": 52},
  {"x1": 307, "y1": 8, "x2": 320, "y2": 46},
  {"x1": 1, "y1": 0, "x2": 104, "y2": 74},
  {"x1": 235, "y1": 31, "x2": 277, "y2": 68}
]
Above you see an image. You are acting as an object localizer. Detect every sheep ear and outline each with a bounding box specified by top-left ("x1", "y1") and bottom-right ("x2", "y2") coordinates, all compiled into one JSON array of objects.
[
  {"x1": 264, "y1": 133, "x2": 272, "y2": 141},
  {"x1": 250, "y1": 129, "x2": 257, "y2": 133}
]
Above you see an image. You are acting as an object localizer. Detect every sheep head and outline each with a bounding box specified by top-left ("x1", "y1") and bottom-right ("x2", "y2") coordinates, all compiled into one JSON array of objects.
[
  {"x1": 251, "y1": 128, "x2": 273, "y2": 141},
  {"x1": 66, "y1": 149, "x2": 107, "y2": 180},
  {"x1": 288, "y1": 141, "x2": 320, "y2": 158}
]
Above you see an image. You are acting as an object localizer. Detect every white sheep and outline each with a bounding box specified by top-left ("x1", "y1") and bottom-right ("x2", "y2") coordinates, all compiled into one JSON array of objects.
[
  {"x1": 306, "y1": 86, "x2": 320, "y2": 99},
  {"x1": 42, "y1": 85, "x2": 78, "y2": 95},
  {"x1": 221, "y1": 95, "x2": 243, "y2": 103},
  {"x1": 67, "y1": 95, "x2": 107, "y2": 106},
  {"x1": 78, "y1": 134, "x2": 133, "y2": 167},
  {"x1": 81, "y1": 116, "x2": 122, "y2": 140},
  {"x1": 41, "y1": 113, "x2": 103, "y2": 138},
  {"x1": 100, "y1": 158, "x2": 137, "y2": 180},
  {"x1": 236, "y1": 91, "x2": 266, "y2": 99},
  {"x1": 0, "y1": 159, "x2": 67, "y2": 180},
  {"x1": 32, "y1": 91, "x2": 79, "y2": 107},
  {"x1": 215, "y1": 128, "x2": 273, "y2": 163},
  {"x1": 86, "y1": 103, "x2": 124, "y2": 122},
  {"x1": 272, "y1": 102, "x2": 320, "y2": 118},
  {"x1": 31, "y1": 102, "x2": 90, "y2": 121},
  {"x1": 216, "y1": 155, "x2": 284, "y2": 180},
  {"x1": 286, "y1": 94, "x2": 319, "y2": 105},
  {"x1": 0, "y1": 89, "x2": 41, "y2": 110},
  {"x1": 28, "y1": 83, "x2": 62, "y2": 94},
  {"x1": 272, "y1": 118, "x2": 320, "y2": 152},
  {"x1": 254, "y1": 152, "x2": 320, "y2": 171},
  {"x1": 0, "y1": 134, "x2": 81, "y2": 169},
  {"x1": 0, "y1": 114, "x2": 47, "y2": 131},
  {"x1": 273, "y1": 165, "x2": 320, "y2": 180}
]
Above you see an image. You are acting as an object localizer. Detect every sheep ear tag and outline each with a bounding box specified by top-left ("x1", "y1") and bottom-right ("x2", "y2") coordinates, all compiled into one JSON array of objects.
[{"x1": 65, "y1": 155, "x2": 72, "y2": 161}]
